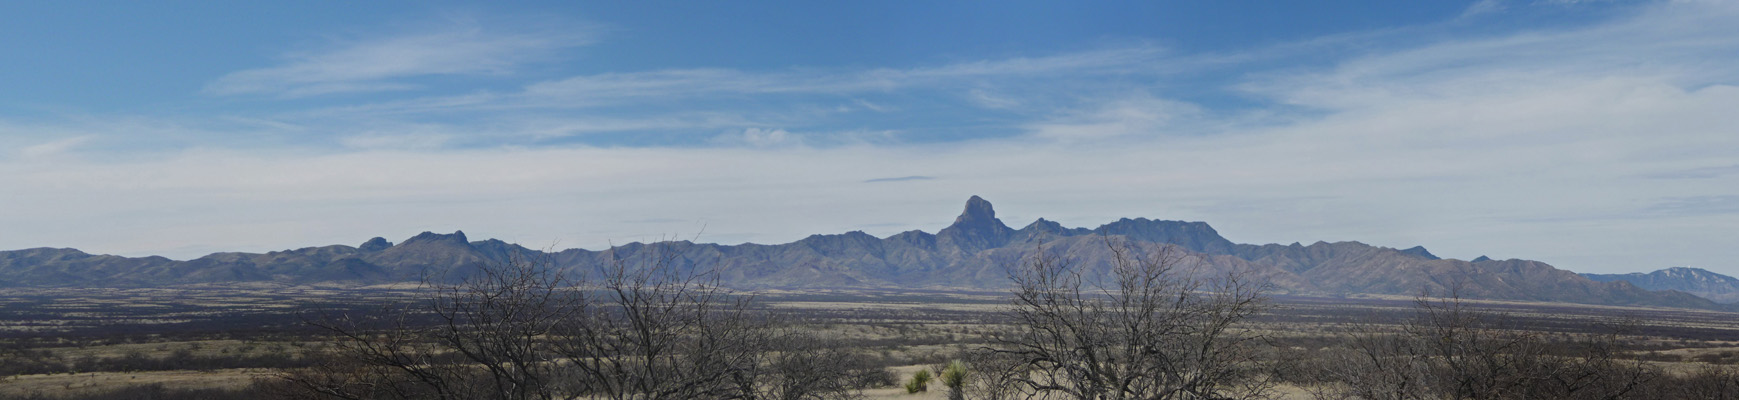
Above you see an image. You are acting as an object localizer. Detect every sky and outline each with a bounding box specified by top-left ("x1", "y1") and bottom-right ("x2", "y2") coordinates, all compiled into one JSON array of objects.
[{"x1": 2, "y1": 1, "x2": 1736, "y2": 276}]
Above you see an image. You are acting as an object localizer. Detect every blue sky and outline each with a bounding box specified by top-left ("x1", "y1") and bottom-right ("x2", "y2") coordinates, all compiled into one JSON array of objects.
[{"x1": 2, "y1": 1, "x2": 1737, "y2": 276}]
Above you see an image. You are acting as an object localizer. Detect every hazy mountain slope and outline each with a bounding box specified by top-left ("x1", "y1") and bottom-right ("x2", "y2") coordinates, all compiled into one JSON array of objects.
[
  {"x1": 0, "y1": 248, "x2": 178, "y2": 287},
  {"x1": 1584, "y1": 267, "x2": 1739, "y2": 303},
  {"x1": 0, "y1": 196, "x2": 1726, "y2": 311}
]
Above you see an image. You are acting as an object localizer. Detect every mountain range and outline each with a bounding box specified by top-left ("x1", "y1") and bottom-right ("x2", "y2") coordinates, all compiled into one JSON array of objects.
[
  {"x1": 1, "y1": 196, "x2": 1729, "y2": 311},
  {"x1": 1583, "y1": 267, "x2": 1739, "y2": 304}
]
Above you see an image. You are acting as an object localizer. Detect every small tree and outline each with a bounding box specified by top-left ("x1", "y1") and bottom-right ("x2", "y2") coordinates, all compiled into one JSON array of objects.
[
  {"x1": 993, "y1": 238, "x2": 1276, "y2": 400},
  {"x1": 292, "y1": 254, "x2": 578, "y2": 400}
]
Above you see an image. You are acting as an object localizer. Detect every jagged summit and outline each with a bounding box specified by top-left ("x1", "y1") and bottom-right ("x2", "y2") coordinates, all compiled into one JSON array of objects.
[
  {"x1": 954, "y1": 196, "x2": 1000, "y2": 226},
  {"x1": 937, "y1": 196, "x2": 1016, "y2": 252},
  {"x1": 402, "y1": 231, "x2": 469, "y2": 246},
  {"x1": 1472, "y1": 255, "x2": 1493, "y2": 262}
]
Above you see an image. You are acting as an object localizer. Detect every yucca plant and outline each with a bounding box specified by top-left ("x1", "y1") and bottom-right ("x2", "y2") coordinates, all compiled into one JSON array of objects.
[
  {"x1": 940, "y1": 360, "x2": 968, "y2": 400},
  {"x1": 905, "y1": 368, "x2": 932, "y2": 393}
]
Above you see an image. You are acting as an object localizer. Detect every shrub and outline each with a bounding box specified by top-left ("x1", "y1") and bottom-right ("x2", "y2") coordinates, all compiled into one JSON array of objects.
[
  {"x1": 906, "y1": 369, "x2": 932, "y2": 393},
  {"x1": 940, "y1": 360, "x2": 968, "y2": 400},
  {"x1": 994, "y1": 240, "x2": 1274, "y2": 399}
]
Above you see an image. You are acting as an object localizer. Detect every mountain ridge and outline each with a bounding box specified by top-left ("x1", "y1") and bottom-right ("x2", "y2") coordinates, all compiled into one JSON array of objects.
[
  {"x1": 1583, "y1": 267, "x2": 1739, "y2": 304},
  {"x1": 0, "y1": 197, "x2": 1727, "y2": 311}
]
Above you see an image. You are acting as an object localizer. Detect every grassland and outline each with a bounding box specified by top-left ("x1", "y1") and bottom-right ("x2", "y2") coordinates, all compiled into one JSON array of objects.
[{"x1": 2, "y1": 286, "x2": 1737, "y2": 398}]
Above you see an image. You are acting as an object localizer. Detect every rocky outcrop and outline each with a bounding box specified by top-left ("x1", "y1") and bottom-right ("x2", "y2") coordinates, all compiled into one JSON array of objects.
[{"x1": 935, "y1": 195, "x2": 1017, "y2": 253}]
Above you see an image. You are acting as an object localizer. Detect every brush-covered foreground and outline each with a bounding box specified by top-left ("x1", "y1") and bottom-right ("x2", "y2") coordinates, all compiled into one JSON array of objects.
[{"x1": 3, "y1": 286, "x2": 1738, "y2": 399}]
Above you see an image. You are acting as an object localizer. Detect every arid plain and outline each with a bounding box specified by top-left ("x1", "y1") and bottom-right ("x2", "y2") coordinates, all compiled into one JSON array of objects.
[{"x1": 4, "y1": 285, "x2": 1737, "y2": 399}]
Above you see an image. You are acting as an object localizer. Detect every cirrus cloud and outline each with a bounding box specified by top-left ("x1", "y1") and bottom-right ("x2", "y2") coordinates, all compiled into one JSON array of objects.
[{"x1": 205, "y1": 15, "x2": 594, "y2": 98}]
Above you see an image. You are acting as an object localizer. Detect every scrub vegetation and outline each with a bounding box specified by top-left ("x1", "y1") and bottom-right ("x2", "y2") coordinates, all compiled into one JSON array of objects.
[{"x1": 4, "y1": 241, "x2": 1739, "y2": 399}]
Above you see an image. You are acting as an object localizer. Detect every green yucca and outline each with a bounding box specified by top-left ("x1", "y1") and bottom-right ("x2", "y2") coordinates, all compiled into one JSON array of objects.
[
  {"x1": 905, "y1": 369, "x2": 932, "y2": 393},
  {"x1": 940, "y1": 360, "x2": 968, "y2": 400}
]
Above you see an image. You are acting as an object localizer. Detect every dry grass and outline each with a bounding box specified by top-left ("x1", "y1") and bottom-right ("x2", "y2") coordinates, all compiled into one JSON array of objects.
[
  {"x1": 3, "y1": 287, "x2": 1737, "y2": 399},
  {"x1": 0, "y1": 369, "x2": 270, "y2": 397}
]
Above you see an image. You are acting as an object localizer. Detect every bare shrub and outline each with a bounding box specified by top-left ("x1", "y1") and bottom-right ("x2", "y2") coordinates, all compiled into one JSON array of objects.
[
  {"x1": 1655, "y1": 364, "x2": 1739, "y2": 399},
  {"x1": 742, "y1": 331, "x2": 879, "y2": 400},
  {"x1": 961, "y1": 349, "x2": 1029, "y2": 400},
  {"x1": 288, "y1": 244, "x2": 875, "y2": 400},
  {"x1": 1309, "y1": 289, "x2": 1660, "y2": 400},
  {"x1": 991, "y1": 239, "x2": 1277, "y2": 400}
]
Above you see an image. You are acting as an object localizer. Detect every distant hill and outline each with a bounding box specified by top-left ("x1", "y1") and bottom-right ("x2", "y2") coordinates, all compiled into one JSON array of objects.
[
  {"x1": 1583, "y1": 267, "x2": 1739, "y2": 304},
  {"x1": 0, "y1": 196, "x2": 1727, "y2": 311}
]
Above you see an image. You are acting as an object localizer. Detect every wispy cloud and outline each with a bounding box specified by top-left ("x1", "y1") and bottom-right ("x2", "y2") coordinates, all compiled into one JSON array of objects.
[
  {"x1": 1648, "y1": 165, "x2": 1739, "y2": 180},
  {"x1": 258, "y1": 45, "x2": 1178, "y2": 146},
  {"x1": 205, "y1": 15, "x2": 593, "y2": 98},
  {"x1": 1244, "y1": 3, "x2": 1739, "y2": 111},
  {"x1": 864, "y1": 176, "x2": 934, "y2": 183},
  {"x1": 1646, "y1": 196, "x2": 1739, "y2": 217},
  {"x1": 359, "y1": 46, "x2": 1172, "y2": 113},
  {"x1": 712, "y1": 128, "x2": 803, "y2": 147},
  {"x1": 1458, "y1": 0, "x2": 1507, "y2": 19},
  {"x1": 339, "y1": 132, "x2": 453, "y2": 150},
  {"x1": 17, "y1": 136, "x2": 92, "y2": 158},
  {"x1": 1025, "y1": 95, "x2": 1207, "y2": 141}
]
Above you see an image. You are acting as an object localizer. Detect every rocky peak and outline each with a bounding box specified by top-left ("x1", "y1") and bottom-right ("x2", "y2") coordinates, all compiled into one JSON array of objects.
[
  {"x1": 1013, "y1": 218, "x2": 1091, "y2": 243},
  {"x1": 1021, "y1": 218, "x2": 1066, "y2": 234},
  {"x1": 400, "y1": 231, "x2": 471, "y2": 247},
  {"x1": 1399, "y1": 246, "x2": 1440, "y2": 260},
  {"x1": 469, "y1": 238, "x2": 519, "y2": 252},
  {"x1": 937, "y1": 196, "x2": 1015, "y2": 252},
  {"x1": 358, "y1": 237, "x2": 393, "y2": 252},
  {"x1": 796, "y1": 231, "x2": 879, "y2": 247},
  {"x1": 1472, "y1": 255, "x2": 1493, "y2": 262},
  {"x1": 955, "y1": 196, "x2": 1001, "y2": 225},
  {"x1": 1093, "y1": 218, "x2": 1236, "y2": 255}
]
